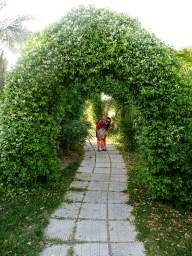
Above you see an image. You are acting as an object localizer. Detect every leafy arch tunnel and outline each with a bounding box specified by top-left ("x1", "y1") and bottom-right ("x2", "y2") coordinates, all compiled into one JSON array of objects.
[{"x1": 0, "y1": 6, "x2": 191, "y2": 208}]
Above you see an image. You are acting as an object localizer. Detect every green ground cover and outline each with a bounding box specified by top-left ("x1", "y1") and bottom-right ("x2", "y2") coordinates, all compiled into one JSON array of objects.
[
  {"x1": 112, "y1": 140, "x2": 192, "y2": 256},
  {"x1": 0, "y1": 146, "x2": 84, "y2": 256}
]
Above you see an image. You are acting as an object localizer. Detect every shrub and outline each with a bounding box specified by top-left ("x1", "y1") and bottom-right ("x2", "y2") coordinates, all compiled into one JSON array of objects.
[{"x1": 57, "y1": 119, "x2": 89, "y2": 150}]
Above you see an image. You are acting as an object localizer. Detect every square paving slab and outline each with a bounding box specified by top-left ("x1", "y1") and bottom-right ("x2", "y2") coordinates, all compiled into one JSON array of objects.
[
  {"x1": 79, "y1": 203, "x2": 107, "y2": 219},
  {"x1": 65, "y1": 191, "x2": 84, "y2": 202},
  {"x1": 83, "y1": 156, "x2": 95, "y2": 162},
  {"x1": 111, "y1": 162, "x2": 126, "y2": 169},
  {"x1": 75, "y1": 173, "x2": 92, "y2": 181},
  {"x1": 111, "y1": 242, "x2": 146, "y2": 256},
  {"x1": 105, "y1": 145, "x2": 115, "y2": 150},
  {"x1": 108, "y1": 204, "x2": 133, "y2": 220},
  {"x1": 110, "y1": 175, "x2": 127, "y2": 183},
  {"x1": 77, "y1": 166, "x2": 93, "y2": 173},
  {"x1": 45, "y1": 219, "x2": 75, "y2": 240},
  {"x1": 94, "y1": 167, "x2": 110, "y2": 174},
  {"x1": 108, "y1": 192, "x2": 129, "y2": 204},
  {"x1": 39, "y1": 244, "x2": 70, "y2": 256},
  {"x1": 74, "y1": 243, "x2": 109, "y2": 256},
  {"x1": 70, "y1": 181, "x2": 89, "y2": 188},
  {"x1": 110, "y1": 157, "x2": 123, "y2": 162},
  {"x1": 95, "y1": 162, "x2": 110, "y2": 168},
  {"x1": 75, "y1": 220, "x2": 108, "y2": 242},
  {"x1": 83, "y1": 191, "x2": 108, "y2": 203},
  {"x1": 91, "y1": 173, "x2": 110, "y2": 182},
  {"x1": 96, "y1": 154, "x2": 109, "y2": 158},
  {"x1": 95, "y1": 151, "x2": 107, "y2": 155},
  {"x1": 81, "y1": 161, "x2": 95, "y2": 167},
  {"x1": 109, "y1": 182, "x2": 127, "y2": 192},
  {"x1": 51, "y1": 203, "x2": 81, "y2": 218},
  {"x1": 107, "y1": 150, "x2": 120, "y2": 154},
  {"x1": 96, "y1": 157, "x2": 110, "y2": 163},
  {"x1": 88, "y1": 181, "x2": 109, "y2": 191},
  {"x1": 109, "y1": 220, "x2": 137, "y2": 242},
  {"x1": 111, "y1": 168, "x2": 127, "y2": 175},
  {"x1": 84, "y1": 151, "x2": 95, "y2": 156},
  {"x1": 83, "y1": 146, "x2": 93, "y2": 151}
]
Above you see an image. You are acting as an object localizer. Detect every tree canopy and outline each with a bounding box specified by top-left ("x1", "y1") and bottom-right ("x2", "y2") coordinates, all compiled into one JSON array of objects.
[{"x1": 0, "y1": 6, "x2": 191, "y2": 208}]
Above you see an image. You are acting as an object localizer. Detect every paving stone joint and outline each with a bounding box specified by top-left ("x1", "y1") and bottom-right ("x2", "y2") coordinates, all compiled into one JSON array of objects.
[{"x1": 40, "y1": 139, "x2": 146, "y2": 256}]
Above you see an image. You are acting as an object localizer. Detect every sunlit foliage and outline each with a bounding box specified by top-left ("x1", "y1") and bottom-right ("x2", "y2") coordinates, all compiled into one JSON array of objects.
[{"x1": 0, "y1": 6, "x2": 191, "y2": 209}]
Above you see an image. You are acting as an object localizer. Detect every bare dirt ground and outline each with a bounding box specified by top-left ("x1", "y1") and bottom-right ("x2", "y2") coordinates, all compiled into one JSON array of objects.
[{"x1": 59, "y1": 148, "x2": 79, "y2": 169}]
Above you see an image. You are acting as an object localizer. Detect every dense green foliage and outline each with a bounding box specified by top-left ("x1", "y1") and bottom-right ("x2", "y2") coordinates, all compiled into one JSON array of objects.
[
  {"x1": 177, "y1": 46, "x2": 192, "y2": 77},
  {"x1": 58, "y1": 119, "x2": 89, "y2": 150},
  {"x1": 0, "y1": 6, "x2": 191, "y2": 208},
  {"x1": 0, "y1": 51, "x2": 7, "y2": 89},
  {"x1": 116, "y1": 103, "x2": 138, "y2": 152},
  {"x1": 0, "y1": 145, "x2": 85, "y2": 256},
  {"x1": 90, "y1": 94, "x2": 105, "y2": 124}
]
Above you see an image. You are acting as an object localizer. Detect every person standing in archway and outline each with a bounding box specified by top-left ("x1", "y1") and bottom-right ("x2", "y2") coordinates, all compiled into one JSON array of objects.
[{"x1": 96, "y1": 117, "x2": 111, "y2": 151}]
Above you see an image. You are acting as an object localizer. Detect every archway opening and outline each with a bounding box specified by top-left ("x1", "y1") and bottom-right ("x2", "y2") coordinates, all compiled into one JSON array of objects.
[{"x1": 1, "y1": 6, "x2": 191, "y2": 208}]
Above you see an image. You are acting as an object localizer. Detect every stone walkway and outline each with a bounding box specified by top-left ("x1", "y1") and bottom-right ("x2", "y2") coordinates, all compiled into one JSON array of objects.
[{"x1": 40, "y1": 139, "x2": 146, "y2": 256}]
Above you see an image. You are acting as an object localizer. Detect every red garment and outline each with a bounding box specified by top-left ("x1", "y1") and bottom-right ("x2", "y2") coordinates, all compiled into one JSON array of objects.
[{"x1": 96, "y1": 119, "x2": 110, "y2": 142}]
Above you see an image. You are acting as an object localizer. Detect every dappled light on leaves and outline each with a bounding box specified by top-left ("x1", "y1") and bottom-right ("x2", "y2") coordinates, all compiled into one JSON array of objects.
[{"x1": 0, "y1": 6, "x2": 191, "y2": 210}]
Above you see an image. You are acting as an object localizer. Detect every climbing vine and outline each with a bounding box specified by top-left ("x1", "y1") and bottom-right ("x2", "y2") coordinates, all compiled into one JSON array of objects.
[{"x1": 0, "y1": 6, "x2": 191, "y2": 208}]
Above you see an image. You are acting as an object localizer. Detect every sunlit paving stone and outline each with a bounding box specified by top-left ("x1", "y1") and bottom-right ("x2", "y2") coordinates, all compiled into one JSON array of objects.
[
  {"x1": 107, "y1": 150, "x2": 120, "y2": 154},
  {"x1": 88, "y1": 181, "x2": 109, "y2": 191},
  {"x1": 81, "y1": 159, "x2": 95, "y2": 164},
  {"x1": 77, "y1": 166, "x2": 94, "y2": 173},
  {"x1": 96, "y1": 154, "x2": 109, "y2": 159},
  {"x1": 51, "y1": 203, "x2": 81, "y2": 218},
  {"x1": 91, "y1": 173, "x2": 110, "y2": 182},
  {"x1": 110, "y1": 157, "x2": 124, "y2": 163},
  {"x1": 70, "y1": 181, "x2": 89, "y2": 188},
  {"x1": 111, "y1": 162, "x2": 126, "y2": 169},
  {"x1": 109, "y1": 182, "x2": 127, "y2": 191},
  {"x1": 96, "y1": 157, "x2": 110, "y2": 163},
  {"x1": 109, "y1": 221, "x2": 137, "y2": 242},
  {"x1": 74, "y1": 243, "x2": 109, "y2": 256},
  {"x1": 41, "y1": 140, "x2": 145, "y2": 255},
  {"x1": 45, "y1": 219, "x2": 75, "y2": 240},
  {"x1": 80, "y1": 163, "x2": 95, "y2": 168},
  {"x1": 83, "y1": 146, "x2": 94, "y2": 151},
  {"x1": 111, "y1": 168, "x2": 127, "y2": 175},
  {"x1": 108, "y1": 204, "x2": 133, "y2": 220},
  {"x1": 108, "y1": 192, "x2": 129, "y2": 204},
  {"x1": 111, "y1": 243, "x2": 146, "y2": 256},
  {"x1": 84, "y1": 150, "x2": 95, "y2": 155},
  {"x1": 65, "y1": 191, "x2": 84, "y2": 202},
  {"x1": 39, "y1": 244, "x2": 70, "y2": 256},
  {"x1": 110, "y1": 175, "x2": 127, "y2": 183},
  {"x1": 83, "y1": 157, "x2": 95, "y2": 162},
  {"x1": 105, "y1": 145, "x2": 115, "y2": 150},
  {"x1": 79, "y1": 203, "x2": 107, "y2": 219},
  {"x1": 75, "y1": 172, "x2": 92, "y2": 180},
  {"x1": 83, "y1": 191, "x2": 108, "y2": 203},
  {"x1": 75, "y1": 220, "x2": 108, "y2": 241},
  {"x1": 95, "y1": 162, "x2": 110, "y2": 168},
  {"x1": 94, "y1": 167, "x2": 110, "y2": 174}
]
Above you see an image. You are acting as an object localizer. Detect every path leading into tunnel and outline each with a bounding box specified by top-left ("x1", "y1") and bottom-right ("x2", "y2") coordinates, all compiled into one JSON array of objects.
[{"x1": 40, "y1": 138, "x2": 146, "y2": 256}]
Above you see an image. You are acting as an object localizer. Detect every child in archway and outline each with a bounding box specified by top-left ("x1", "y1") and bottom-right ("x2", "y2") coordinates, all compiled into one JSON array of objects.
[{"x1": 96, "y1": 117, "x2": 111, "y2": 151}]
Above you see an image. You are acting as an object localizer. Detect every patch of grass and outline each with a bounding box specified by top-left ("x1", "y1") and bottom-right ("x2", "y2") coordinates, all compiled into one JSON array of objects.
[
  {"x1": 114, "y1": 142, "x2": 192, "y2": 256},
  {"x1": 69, "y1": 187, "x2": 87, "y2": 192},
  {"x1": 68, "y1": 247, "x2": 74, "y2": 255},
  {"x1": 0, "y1": 145, "x2": 85, "y2": 256},
  {"x1": 63, "y1": 199, "x2": 74, "y2": 204}
]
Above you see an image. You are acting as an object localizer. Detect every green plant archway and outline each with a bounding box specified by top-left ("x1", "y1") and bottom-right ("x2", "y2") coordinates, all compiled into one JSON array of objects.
[{"x1": 1, "y1": 6, "x2": 191, "y2": 207}]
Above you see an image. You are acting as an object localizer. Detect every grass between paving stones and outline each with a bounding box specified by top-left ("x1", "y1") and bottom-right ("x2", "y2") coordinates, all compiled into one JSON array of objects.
[
  {"x1": 0, "y1": 145, "x2": 85, "y2": 256},
  {"x1": 69, "y1": 187, "x2": 87, "y2": 192},
  {"x1": 111, "y1": 141, "x2": 192, "y2": 256}
]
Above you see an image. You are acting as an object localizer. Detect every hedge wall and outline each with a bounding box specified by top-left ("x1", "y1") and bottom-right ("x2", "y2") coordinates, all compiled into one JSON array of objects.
[{"x1": 0, "y1": 6, "x2": 191, "y2": 208}]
